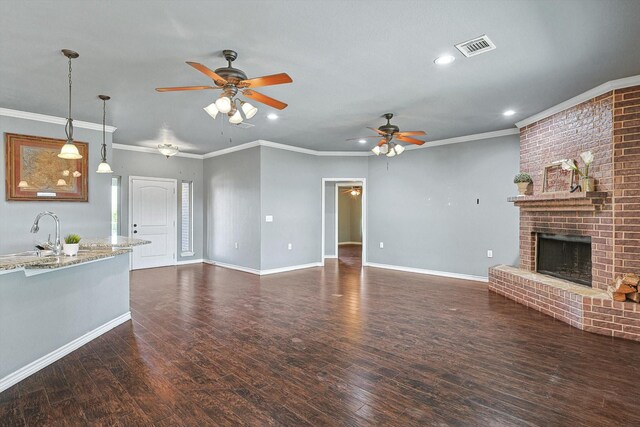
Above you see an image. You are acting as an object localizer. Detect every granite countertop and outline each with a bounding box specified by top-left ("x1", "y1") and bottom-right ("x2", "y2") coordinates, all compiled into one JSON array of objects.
[
  {"x1": 79, "y1": 236, "x2": 151, "y2": 249},
  {"x1": 0, "y1": 248, "x2": 131, "y2": 273}
]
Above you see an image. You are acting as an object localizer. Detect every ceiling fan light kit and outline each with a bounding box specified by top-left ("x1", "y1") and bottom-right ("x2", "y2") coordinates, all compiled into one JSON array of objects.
[{"x1": 156, "y1": 49, "x2": 292, "y2": 129}]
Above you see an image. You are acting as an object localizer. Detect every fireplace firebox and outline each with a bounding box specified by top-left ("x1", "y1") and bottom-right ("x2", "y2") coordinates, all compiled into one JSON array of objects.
[{"x1": 536, "y1": 234, "x2": 592, "y2": 287}]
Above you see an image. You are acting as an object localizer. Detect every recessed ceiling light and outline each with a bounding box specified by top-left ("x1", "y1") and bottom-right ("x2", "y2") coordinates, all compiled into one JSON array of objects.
[
  {"x1": 434, "y1": 55, "x2": 455, "y2": 65},
  {"x1": 267, "y1": 113, "x2": 278, "y2": 120},
  {"x1": 503, "y1": 109, "x2": 516, "y2": 116},
  {"x1": 358, "y1": 139, "x2": 367, "y2": 144}
]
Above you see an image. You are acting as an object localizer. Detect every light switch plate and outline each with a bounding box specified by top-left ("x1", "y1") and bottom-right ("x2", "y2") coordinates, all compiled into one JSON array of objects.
[
  {"x1": 288, "y1": 243, "x2": 292, "y2": 250},
  {"x1": 265, "y1": 215, "x2": 273, "y2": 222},
  {"x1": 379, "y1": 242, "x2": 384, "y2": 249},
  {"x1": 235, "y1": 242, "x2": 239, "y2": 249},
  {"x1": 487, "y1": 250, "x2": 493, "y2": 258}
]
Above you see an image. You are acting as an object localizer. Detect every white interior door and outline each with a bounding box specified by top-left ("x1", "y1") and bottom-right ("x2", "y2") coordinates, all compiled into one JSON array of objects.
[{"x1": 130, "y1": 177, "x2": 177, "y2": 270}]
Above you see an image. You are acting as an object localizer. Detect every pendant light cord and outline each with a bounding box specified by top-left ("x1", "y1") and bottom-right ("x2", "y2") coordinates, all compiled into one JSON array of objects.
[
  {"x1": 64, "y1": 56, "x2": 74, "y2": 142},
  {"x1": 101, "y1": 98, "x2": 107, "y2": 161}
]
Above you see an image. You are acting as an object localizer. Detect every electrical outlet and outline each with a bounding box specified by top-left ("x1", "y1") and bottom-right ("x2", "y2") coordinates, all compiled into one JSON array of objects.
[
  {"x1": 487, "y1": 250, "x2": 493, "y2": 258},
  {"x1": 379, "y1": 242, "x2": 384, "y2": 249},
  {"x1": 265, "y1": 215, "x2": 273, "y2": 222},
  {"x1": 235, "y1": 242, "x2": 239, "y2": 249},
  {"x1": 288, "y1": 243, "x2": 292, "y2": 250}
]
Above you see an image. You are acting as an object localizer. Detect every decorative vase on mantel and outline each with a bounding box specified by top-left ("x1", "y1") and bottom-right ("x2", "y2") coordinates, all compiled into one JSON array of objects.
[{"x1": 581, "y1": 177, "x2": 595, "y2": 193}]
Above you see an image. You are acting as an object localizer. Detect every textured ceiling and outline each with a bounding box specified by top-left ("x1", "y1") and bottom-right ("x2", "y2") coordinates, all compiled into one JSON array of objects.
[{"x1": 1, "y1": 0, "x2": 639, "y2": 154}]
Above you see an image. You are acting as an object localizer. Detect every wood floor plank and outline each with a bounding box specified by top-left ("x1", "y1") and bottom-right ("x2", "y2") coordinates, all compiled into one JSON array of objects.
[{"x1": 1, "y1": 245, "x2": 640, "y2": 425}]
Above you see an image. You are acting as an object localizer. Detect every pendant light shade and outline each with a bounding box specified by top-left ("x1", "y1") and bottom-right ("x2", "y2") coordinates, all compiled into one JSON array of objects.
[
  {"x1": 204, "y1": 102, "x2": 219, "y2": 119},
  {"x1": 229, "y1": 109, "x2": 243, "y2": 124},
  {"x1": 59, "y1": 141, "x2": 83, "y2": 159},
  {"x1": 96, "y1": 161, "x2": 113, "y2": 173},
  {"x1": 215, "y1": 96, "x2": 232, "y2": 114},
  {"x1": 96, "y1": 95, "x2": 113, "y2": 173},
  {"x1": 58, "y1": 49, "x2": 83, "y2": 159},
  {"x1": 241, "y1": 101, "x2": 258, "y2": 119}
]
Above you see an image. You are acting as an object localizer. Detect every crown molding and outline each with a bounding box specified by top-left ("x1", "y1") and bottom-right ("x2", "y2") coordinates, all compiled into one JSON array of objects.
[
  {"x1": 112, "y1": 143, "x2": 203, "y2": 159},
  {"x1": 516, "y1": 74, "x2": 640, "y2": 128},
  {"x1": 0, "y1": 108, "x2": 117, "y2": 133},
  {"x1": 404, "y1": 128, "x2": 519, "y2": 151}
]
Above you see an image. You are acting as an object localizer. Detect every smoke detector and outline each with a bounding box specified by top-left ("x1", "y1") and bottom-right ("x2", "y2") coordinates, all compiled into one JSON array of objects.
[{"x1": 455, "y1": 35, "x2": 496, "y2": 58}]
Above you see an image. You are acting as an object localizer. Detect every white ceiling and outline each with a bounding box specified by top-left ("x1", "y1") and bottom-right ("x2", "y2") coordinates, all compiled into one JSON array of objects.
[{"x1": 1, "y1": 0, "x2": 639, "y2": 154}]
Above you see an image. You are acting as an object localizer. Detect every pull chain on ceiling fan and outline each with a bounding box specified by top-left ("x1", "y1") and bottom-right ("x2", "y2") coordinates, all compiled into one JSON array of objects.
[
  {"x1": 348, "y1": 113, "x2": 427, "y2": 157},
  {"x1": 156, "y1": 50, "x2": 292, "y2": 126}
]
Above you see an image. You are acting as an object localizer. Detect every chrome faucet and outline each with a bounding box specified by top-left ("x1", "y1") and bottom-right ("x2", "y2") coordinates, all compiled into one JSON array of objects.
[{"x1": 30, "y1": 211, "x2": 62, "y2": 255}]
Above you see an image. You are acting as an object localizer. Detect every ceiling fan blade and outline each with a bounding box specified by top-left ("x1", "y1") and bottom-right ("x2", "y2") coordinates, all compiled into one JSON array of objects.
[
  {"x1": 396, "y1": 135, "x2": 425, "y2": 145},
  {"x1": 243, "y1": 90, "x2": 288, "y2": 110},
  {"x1": 238, "y1": 73, "x2": 293, "y2": 88},
  {"x1": 346, "y1": 136, "x2": 380, "y2": 141},
  {"x1": 186, "y1": 62, "x2": 227, "y2": 85},
  {"x1": 377, "y1": 138, "x2": 387, "y2": 146},
  {"x1": 367, "y1": 127, "x2": 386, "y2": 136},
  {"x1": 155, "y1": 85, "x2": 220, "y2": 92},
  {"x1": 396, "y1": 130, "x2": 426, "y2": 136}
]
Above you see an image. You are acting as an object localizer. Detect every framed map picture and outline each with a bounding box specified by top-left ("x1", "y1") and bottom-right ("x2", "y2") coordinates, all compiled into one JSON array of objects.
[
  {"x1": 542, "y1": 161, "x2": 575, "y2": 193},
  {"x1": 5, "y1": 133, "x2": 88, "y2": 202}
]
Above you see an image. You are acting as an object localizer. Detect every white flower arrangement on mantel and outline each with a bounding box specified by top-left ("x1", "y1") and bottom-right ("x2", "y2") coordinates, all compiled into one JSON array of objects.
[{"x1": 561, "y1": 151, "x2": 595, "y2": 192}]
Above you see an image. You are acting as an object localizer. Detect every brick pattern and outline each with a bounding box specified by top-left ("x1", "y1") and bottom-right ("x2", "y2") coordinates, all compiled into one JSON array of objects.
[
  {"x1": 613, "y1": 85, "x2": 640, "y2": 275},
  {"x1": 489, "y1": 84, "x2": 640, "y2": 341},
  {"x1": 518, "y1": 93, "x2": 615, "y2": 290},
  {"x1": 489, "y1": 266, "x2": 640, "y2": 341}
]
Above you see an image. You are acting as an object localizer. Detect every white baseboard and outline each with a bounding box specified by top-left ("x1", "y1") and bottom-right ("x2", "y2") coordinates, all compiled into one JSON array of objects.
[
  {"x1": 365, "y1": 262, "x2": 488, "y2": 283},
  {"x1": 323, "y1": 255, "x2": 338, "y2": 259},
  {"x1": 206, "y1": 260, "x2": 261, "y2": 275},
  {"x1": 176, "y1": 258, "x2": 205, "y2": 265},
  {"x1": 0, "y1": 311, "x2": 131, "y2": 393},
  {"x1": 260, "y1": 262, "x2": 322, "y2": 275},
  {"x1": 205, "y1": 260, "x2": 322, "y2": 276},
  {"x1": 338, "y1": 242, "x2": 362, "y2": 245}
]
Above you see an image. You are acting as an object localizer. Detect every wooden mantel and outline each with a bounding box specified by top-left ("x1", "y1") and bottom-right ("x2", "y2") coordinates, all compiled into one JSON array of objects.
[{"x1": 507, "y1": 191, "x2": 608, "y2": 212}]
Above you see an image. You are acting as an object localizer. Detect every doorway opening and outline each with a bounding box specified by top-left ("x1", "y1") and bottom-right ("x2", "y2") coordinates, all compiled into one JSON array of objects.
[{"x1": 321, "y1": 178, "x2": 366, "y2": 267}]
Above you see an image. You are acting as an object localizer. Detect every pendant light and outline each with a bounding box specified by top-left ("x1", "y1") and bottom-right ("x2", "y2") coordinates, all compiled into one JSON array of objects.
[
  {"x1": 58, "y1": 49, "x2": 83, "y2": 159},
  {"x1": 96, "y1": 95, "x2": 113, "y2": 173}
]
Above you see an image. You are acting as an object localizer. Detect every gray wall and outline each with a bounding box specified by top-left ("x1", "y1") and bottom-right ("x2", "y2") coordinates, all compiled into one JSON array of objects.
[
  {"x1": 0, "y1": 254, "x2": 129, "y2": 380},
  {"x1": 324, "y1": 182, "x2": 336, "y2": 257},
  {"x1": 204, "y1": 147, "x2": 261, "y2": 270},
  {"x1": 112, "y1": 149, "x2": 204, "y2": 262},
  {"x1": 367, "y1": 135, "x2": 520, "y2": 277},
  {"x1": 260, "y1": 147, "x2": 319, "y2": 270},
  {"x1": 0, "y1": 116, "x2": 112, "y2": 254},
  {"x1": 338, "y1": 190, "x2": 362, "y2": 243}
]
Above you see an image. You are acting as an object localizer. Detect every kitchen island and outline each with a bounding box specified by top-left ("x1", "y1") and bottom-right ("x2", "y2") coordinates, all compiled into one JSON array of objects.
[{"x1": 0, "y1": 237, "x2": 149, "y2": 393}]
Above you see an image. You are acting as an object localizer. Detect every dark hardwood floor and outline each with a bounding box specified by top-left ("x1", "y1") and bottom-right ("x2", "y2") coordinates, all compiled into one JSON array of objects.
[{"x1": 2, "y1": 249, "x2": 639, "y2": 426}]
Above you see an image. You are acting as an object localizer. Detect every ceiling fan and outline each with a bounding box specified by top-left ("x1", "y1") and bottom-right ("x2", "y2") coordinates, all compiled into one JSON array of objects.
[
  {"x1": 348, "y1": 113, "x2": 426, "y2": 157},
  {"x1": 156, "y1": 49, "x2": 292, "y2": 125},
  {"x1": 341, "y1": 186, "x2": 362, "y2": 197}
]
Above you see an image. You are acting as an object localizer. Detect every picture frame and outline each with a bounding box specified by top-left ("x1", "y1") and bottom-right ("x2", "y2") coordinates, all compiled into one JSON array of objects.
[
  {"x1": 5, "y1": 133, "x2": 89, "y2": 202},
  {"x1": 542, "y1": 161, "x2": 576, "y2": 193}
]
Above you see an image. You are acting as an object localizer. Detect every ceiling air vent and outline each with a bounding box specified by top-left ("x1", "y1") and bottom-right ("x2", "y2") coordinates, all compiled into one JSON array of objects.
[
  {"x1": 233, "y1": 122, "x2": 255, "y2": 129},
  {"x1": 455, "y1": 35, "x2": 496, "y2": 58}
]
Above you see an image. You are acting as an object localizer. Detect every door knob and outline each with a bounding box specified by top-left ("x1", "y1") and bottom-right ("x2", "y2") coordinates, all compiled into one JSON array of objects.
[
  {"x1": 133, "y1": 224, "x2": 137, "y2": 227},
  {"x1": 133, "y1": 230, "x2": 138, "y2": 234}
]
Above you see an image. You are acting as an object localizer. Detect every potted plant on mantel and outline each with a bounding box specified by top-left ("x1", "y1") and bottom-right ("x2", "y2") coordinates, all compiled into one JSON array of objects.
[
  {"x1": 514, "y1": 173, "x2": 533, "y2": 196},
  {"x1": 562, "y1": 151, "x2": 595, "y2": 192},
  {"x1": 63, "y1": 234, "x2": 81, "y2": 257}
]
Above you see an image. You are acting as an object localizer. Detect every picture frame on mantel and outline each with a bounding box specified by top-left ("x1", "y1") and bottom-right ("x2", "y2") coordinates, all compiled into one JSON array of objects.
[
  {"x1": 5, "y1": 133, "x2": 89, "y2": 202},
  {"x1": 542, "y1": 161, "x2": 575, "y2": 193}
]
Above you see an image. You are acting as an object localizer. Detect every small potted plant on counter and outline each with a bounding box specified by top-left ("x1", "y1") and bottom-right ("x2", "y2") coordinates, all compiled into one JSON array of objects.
[
  {"x1": 63, "y1": 234, "x2": 81, "y2": 256},
  {"x1": 514, "y1": 173, "x2": 533, "y2": 196},
  {"x1": 562, "y1": 151, "x2": 595, "y2": 192}
]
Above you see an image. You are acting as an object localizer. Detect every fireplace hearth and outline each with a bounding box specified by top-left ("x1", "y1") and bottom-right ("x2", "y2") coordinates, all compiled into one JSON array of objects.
[{"x1": 536, "y1": 234, "x2": 592, "y2": 287}]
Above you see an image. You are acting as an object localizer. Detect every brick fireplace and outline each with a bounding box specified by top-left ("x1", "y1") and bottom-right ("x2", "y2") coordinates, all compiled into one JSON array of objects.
[{"x1": 489, "y1": 83, "x2": 640, "y2": 341}]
